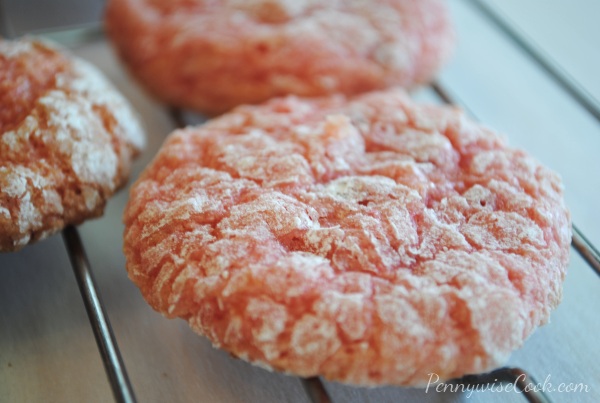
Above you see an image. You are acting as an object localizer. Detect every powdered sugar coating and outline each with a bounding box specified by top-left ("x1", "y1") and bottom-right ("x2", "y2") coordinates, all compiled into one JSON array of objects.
[
  {"x1": 0, "y1": 38, "x2": 145, "y2": 251},
  {"x1": 105, "y1": 0, "x2": 454, "y2": 115},
  {"x1": 123, "y1": 89, "x2": 570, "y2": 386}
]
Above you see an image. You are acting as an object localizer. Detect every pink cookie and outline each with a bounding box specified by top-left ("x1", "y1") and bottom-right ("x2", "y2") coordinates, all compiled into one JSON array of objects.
[
  {"x1": 0, "y1": 38, "x2": 145, "y2": 252},
  {"x1": 123, "y1": 89, "x2": 570, "y2": 386},
  {"x1": 105, "y1": 0, "x2": 454, "y2": 115}
]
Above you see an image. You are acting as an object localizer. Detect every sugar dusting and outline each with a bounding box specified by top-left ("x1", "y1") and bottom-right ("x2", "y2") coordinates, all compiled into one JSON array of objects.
[
  {"x1": 105, "y1": 0, "x2": 455, "y2": 114},
  {"x1": 0, "y1": 38, "x2": 144, "y2": 251},
  {"x1": 124, "y1": 89, "x2": 571, "y2": 386}
]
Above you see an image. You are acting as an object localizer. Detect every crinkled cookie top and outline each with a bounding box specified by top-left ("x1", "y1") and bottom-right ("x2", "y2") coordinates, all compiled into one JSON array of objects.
[
  {"x1": 124, "y1": 89, "x2": 570, "y2": 386},
  {"x1": 0, "y1": 38, "x2": 145, "y2": 251},
  {"x1": 105, "y1": 0, "x2": 454, "y2": 114}
]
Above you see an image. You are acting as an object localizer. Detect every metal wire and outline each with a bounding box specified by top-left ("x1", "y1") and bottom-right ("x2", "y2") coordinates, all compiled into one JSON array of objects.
[
  {"x1": 466, "y1": 0, "x2": 600, "y2": 124},
  {"x1": 169, "y1": 107, "x2": 187, "y2": 130},
  {"x1": 62, "y1": 226, "x2": 137, "y2": 403},
  {"x1": 301, "y1": 378, "x2": 333, "y2": 403},
  {"x1": 572, "y1": 225, "x2": 600, "y2": 277},
  {"x1": 458, "y1": 367, "x2": 551, "y2": 403}
]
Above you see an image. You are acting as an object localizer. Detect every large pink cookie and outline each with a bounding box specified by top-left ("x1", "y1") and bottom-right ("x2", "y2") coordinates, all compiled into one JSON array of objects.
[
  {"x1": 123, "y1": 89, "x2": 571, "y2": 386},
  {"x1": 105, "y1": 0, "x2": 454, "y2": 115}
]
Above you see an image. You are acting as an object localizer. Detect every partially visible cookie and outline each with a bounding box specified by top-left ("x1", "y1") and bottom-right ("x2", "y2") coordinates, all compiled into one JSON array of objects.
[
  {"x1": 105, "y1": 0, "x2": 455, "y2": 115},
  {"x1": 123, "y1": 89, "x2": 570, "y2": 386},
  {"x1": 0, "y1": 38, "x2": 145, "y2": 252}
]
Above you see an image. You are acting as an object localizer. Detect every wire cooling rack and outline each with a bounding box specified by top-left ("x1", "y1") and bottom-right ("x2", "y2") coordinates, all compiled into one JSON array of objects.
[{"x1": 1, "y1": 0, "x2": 598, "y2": 402}]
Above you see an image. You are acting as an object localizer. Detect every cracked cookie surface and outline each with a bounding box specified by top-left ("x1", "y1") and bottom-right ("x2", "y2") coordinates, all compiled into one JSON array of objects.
[
  {"x1": 106, "y1": 0, "x2": 454, "y2": 115},
  {"x1": 0, "y1": 38, "x2": 145, "y2": 252},
  {"x1": 123, "y1": 89, "x2": 570, "y2": 386}
]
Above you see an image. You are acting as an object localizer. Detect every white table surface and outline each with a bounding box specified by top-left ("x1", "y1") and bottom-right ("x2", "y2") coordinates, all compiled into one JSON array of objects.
[{"x1": 1, "y1": 1, "x2": 599, "y2": 402}]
